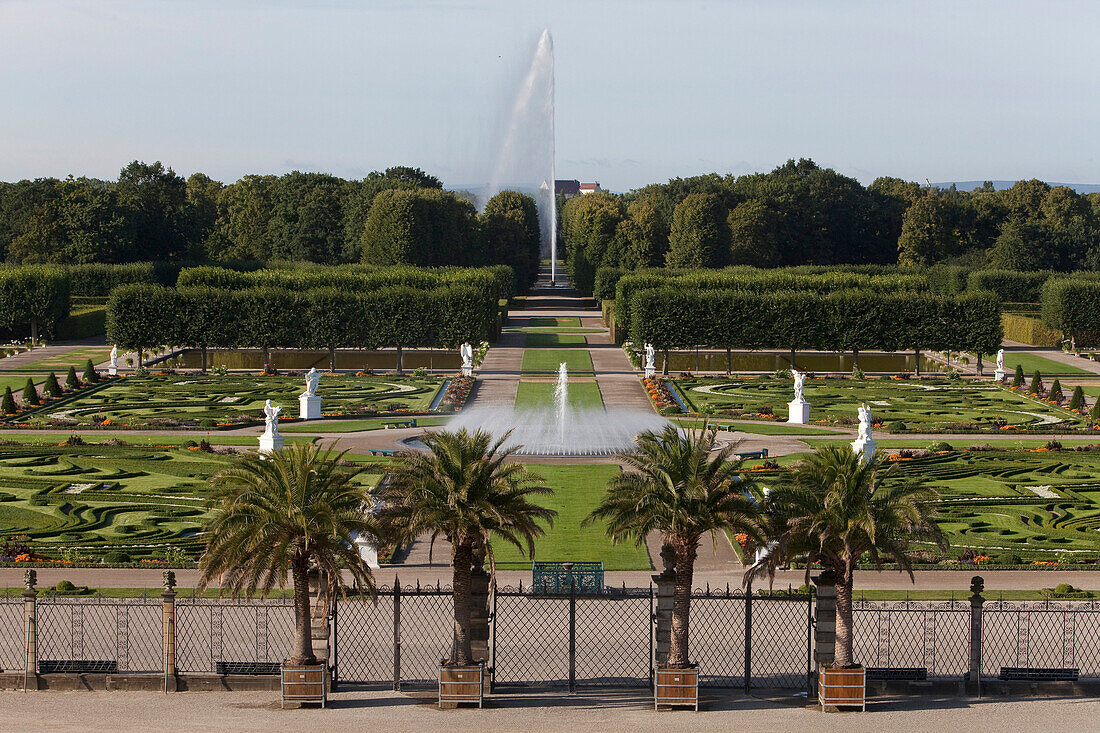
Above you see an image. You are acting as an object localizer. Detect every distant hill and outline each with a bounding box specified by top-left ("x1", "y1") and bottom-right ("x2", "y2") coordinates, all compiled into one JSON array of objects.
[{"x1": 933, "y1": 180, "x2": 1100, "y2": 194}]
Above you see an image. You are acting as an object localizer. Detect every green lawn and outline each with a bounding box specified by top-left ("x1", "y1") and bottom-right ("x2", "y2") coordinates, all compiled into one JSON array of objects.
[
  {"x1": 672, "y1": 418, "x2": 844, "y2": 436},
  {"x1": 508, "y1": 327, "x2": 604, "y2": 334},
  {"x1": 526, "y1": 317, "x2": 582, "y2": 328},
  {"x1": 20, "y1": 347, "x2": 114, "y2": 372},
  {"x1": 281, "y1": 416, "x2": 450, "y2": 433},
  {"x1": 801, "y1": 437, "x2": 1100, "y2": 449},
  {"x1": 514, "y1": 381, "x2": 604, "y2": 410},
  {"x1": 0, "y1": 374, "x2": 48, "y2": 393},
  {"x1": 677, "y1": 376, "x2": 1084, "y2": 431},
  {"x1": 524, "y1": 333, "x2": 588, "y2": 347},
  {"x1": 0, "y1": 432, "x2": 315, "y2": 447},
  {"x1": 521, "y1": 349, "x2": 594, "y2": 374},
  {"x1": 16, "y1": 374, "x2": 445, "y2": 427},
  {"x1": 984, "y1": 352, "x2": 1094, "y2": 376},
  {"x1": 491, "y1": 464, "x2": 651, "y2": 571}
]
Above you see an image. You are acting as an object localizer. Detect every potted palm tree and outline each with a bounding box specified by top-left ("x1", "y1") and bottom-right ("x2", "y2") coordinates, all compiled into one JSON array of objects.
[
  {"x1": 381, "y1": 428, "x2": 555, "y2": 708},
  {"x1": 586, "y1": 422, "x2": 763, "y2": 711},
  {"x1": 747, "y1": 446, "x2": 945, "y2": 710},
  {"x1": 198, "y1": 444, "x2": 377, "y2": 708}
]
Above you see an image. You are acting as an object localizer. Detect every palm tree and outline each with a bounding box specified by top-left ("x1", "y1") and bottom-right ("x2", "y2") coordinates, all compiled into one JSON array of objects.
[
  {"x1": 747, "y1": 446, "x2": 946, "y2": 668},
  {"x1": 585, "y1": 422, "x2": 763, "y2": 669},
  {"x1": 198, "y1": 444, "x2": 377, "y2": 665},
  {"x1": 380, "y1": 428, "x2": 556, "y2": 666}
]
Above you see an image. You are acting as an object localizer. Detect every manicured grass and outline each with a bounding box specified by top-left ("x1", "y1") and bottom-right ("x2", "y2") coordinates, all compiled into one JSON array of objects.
[
  {"x1": 983, "y1": 352, "x2": 1094, "y2": 376},
  {"x1": 281, "y1": 416, "x2": 450, "y2": 433},
  {"x1": 514, "y1": 381, "x2": 604, "y2": 410},
  {"x1": 801, "y1": 437, "x2": 1100, "y2": 449},
  {"x1": 0, "y1": 432, "x2": 315, "y2": 447},
  {"x1": 672, "y1": 418, "x2": 844, "y2": 436},
  {"x1": 21, "y1": 347, "x2": 114, "y2": 372},
  {"x1": 491, "y1": 464, "x2": 651, "y2": 571},
  {"x1": 526, "y1": 317, "x2": 581, "y2": 328},
  {"x1": 17, "y1": 374, "x2": 445, "y2": 427},
  {"x1": 0, "y1": 374, "x2": 48, "y2": 393},
  {"x1": 521, "y1": 349, "x2": 594, "y2": 374},
  {"x1": 525, "y1": 333, "x2": 587, "y2": 348},
  {"x1": 508, "y1": 327, "x2": 604, "y2": 334},
  {"x1": 678, "y1": 376, "x2": 1083, "y2": 431}
]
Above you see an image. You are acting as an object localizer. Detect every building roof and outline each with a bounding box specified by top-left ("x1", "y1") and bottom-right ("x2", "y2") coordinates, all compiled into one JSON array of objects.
[{"x1": 554, "y1": 179, "x2": 580, "y2": 196}]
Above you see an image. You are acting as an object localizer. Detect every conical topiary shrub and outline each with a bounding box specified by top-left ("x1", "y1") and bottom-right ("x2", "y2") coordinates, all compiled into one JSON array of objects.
[
  {"x1": 1030, "y1": 370, "x2": 1044, "y2": 395},
  {"x1": 1, "y1": 387, "x2": 15, "y2": 414},
  {"x1": 1049, "y1": 379, "x2": 1063, "y2": 403},
  {"x1": 1012, "y1": 364, "x2": 1024, "y2": 388},
  {"x1": 1091, "y1": 396, "x2": 1100, "y2": 422},
  {"x1": 1069, "y1": 386, "x2": 1085, "y2": 412},
  {"x1": 44, "y1": 372, "x2": 62, "y2": 398},
  {"x1": 22, "y1": 378, "x2": 39, "y2": 406},
  {"x1": 65, "y1": 366, "x2": 80, "y2": 389},
  {"x1": 83, "y1": 358, "x2": 98, "y2": 383}
]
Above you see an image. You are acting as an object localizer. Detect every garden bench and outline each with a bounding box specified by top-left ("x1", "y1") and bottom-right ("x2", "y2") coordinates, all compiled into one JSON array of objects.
[
  {"x1": 368, "y1": 448, "x2": 395, "y2": 457},
  {"x1": 216, "y1": 661, "x2": 281, "y2": 676},
  {"x1": 865, "y1": 667, "x2": 927, "y2": 681},
  {"x1": 382, "y1": 419, "x2": 417, "y2": 429},
  {"x1": 39, "y1": 659, "x2": 117, "y2": 674},
  {"x1": 999, "y1": 667, "x2": 1079, "y2": 681},
  {"x1": 734, "y1": 448, "x2": 768, "y2": 460}
]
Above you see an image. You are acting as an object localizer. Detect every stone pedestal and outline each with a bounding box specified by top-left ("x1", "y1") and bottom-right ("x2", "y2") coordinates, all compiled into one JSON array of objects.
[
  {"x1": 851, "y1": 437, "x2": 877, "y2": 463},
  {"x1": 461, "y1": 364, "x2": 473, "y2": 378},
  {"x1": 354, "y1": 535, "x2": 380, "y2": 569},
  {"x1": 258, "y1": 432, "x2": 284, "y2": 454},
  {"x1": 993, "y1": 368, "x2": 1005, "y2": 383},
  {"x1": 299, "y1": 394, "x2": 321, "y2": 420},
  {"x1": 644, "y1": 365, "x2": 655, "y2": 379},
  {"x1": 108, "y1": 366, "x2": 117, "y2": 377},
  {"x1": 787, "y1": 399, "x2": 810, "y2": 425}
]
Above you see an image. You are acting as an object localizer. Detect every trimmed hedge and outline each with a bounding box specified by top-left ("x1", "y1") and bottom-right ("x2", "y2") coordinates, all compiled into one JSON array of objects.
[
  {"x1": 967, "y1": 270, "x2": 1053, "y2": 303},
  {"x1": 106, "y1": 283, "x2": 496, "y2": 354},
  {"x1": 1041, "y1": 278, "x2": 1100, "y2": 346},
  {"x1": 629, "y1": 288, "x2": 1002, "y2": 354},
  {"x1": 0, "y1": 266, "x2": 71, "y2": 340},
  {"x1": 1001, "y1": 313, "x2": 1062, "y2": 348}
]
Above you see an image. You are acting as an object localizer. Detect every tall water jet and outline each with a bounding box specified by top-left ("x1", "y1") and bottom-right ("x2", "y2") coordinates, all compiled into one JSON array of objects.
[
  {"x1": 554, "y1": 362, "x2": 568, "y2": 444},
  {"x1": 483, "y1": 29, "x2": 556, "y2": 282}
]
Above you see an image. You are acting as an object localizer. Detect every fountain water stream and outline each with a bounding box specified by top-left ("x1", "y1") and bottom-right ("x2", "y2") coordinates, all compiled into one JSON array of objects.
[{"x1": 554, "y1": 362, "x2": 568, "y2": 444}]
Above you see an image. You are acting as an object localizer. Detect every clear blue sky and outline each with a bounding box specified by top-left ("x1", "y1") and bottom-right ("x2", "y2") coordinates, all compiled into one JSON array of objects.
[{"x1": 1, "y1": 0, "x2": 1097, "y2": 192}]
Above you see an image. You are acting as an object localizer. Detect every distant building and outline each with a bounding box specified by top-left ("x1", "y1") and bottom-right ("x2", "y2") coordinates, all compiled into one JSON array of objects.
[{"x1": 554, "y1": 180, "x2": 602, "y2": 199}]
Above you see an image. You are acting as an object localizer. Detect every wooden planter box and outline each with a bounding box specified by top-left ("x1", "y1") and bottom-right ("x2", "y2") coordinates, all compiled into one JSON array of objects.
[
  {"x1": 654, "y1": 666, "x2": 698, "y2": 710},
  {"x1": 818, "y1": 665, "x2": 865, "y2": 711},
  {"x1": 281, "y1": 662, "x2": 327, "y2": 708},
  {"x1": 439, "y1": 662, "x2": 484, "y2": 708}
]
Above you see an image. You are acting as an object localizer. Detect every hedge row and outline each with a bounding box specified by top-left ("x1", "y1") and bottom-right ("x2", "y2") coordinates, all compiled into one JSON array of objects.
[
  {"x1": 614, "y1": 269, "x2": 930, "y2": 336},
  {"x1": 1000, "y1": 313, "x2": 1063, "y2": 348},
  {"x1": 176, "y1": 264, "x2": 514, "y2": 305},
  {"x1": 106, "y1": 284, "x2": 496, "y2": 354},
  {"x1": 0, "y1": 266, "x2": 70, "y2": 340},
  {"x1": 629, "y1": 288, "x2": 1002, "y2": 354},
  {"x1": 966, "y1": 270, "x2": 1054, "y2": 303},
  {"x1": 1041, "y1": 278, "x2": 1100, "y2": 345}
]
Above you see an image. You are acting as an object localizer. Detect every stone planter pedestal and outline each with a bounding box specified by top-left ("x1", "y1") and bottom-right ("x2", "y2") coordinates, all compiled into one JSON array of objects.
[{"x1": 788, "y1": 399, "x2": 810, "y2": 424}]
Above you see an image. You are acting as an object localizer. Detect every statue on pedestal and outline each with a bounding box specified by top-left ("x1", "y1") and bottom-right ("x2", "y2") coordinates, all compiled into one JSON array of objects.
[
  {"x1": 994, "y1": 348, "x2": 1006, "y2": 382},
  {"x1": 303, "y1": 367, "x2": 320, "y2": 397},
  {"x1": 792, "y1": 369, "x2": 806, "y2": 403},
  {"x1": 263, "y1": 400, "x2": 282, "y2": 438},
  {"x1": 851, "y1": 403, "x2": 877, "y2": 462},
  {"x1": 644, "y1": 343, "x2": 656, "y2": 378},
  {"x1": 299, "y1": 368, "x2": 322, "y2": 420},
  {"x1": 109, "y1": 345, "x2": 118, "y2": 376},
  {"x1": 460, "y1": 342, "x2": 474, "y2": 377}
]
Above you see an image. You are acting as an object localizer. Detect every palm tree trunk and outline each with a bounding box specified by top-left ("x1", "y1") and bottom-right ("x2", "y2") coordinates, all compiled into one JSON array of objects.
[
  {"x1": 666, "y1": 541, "x2": 697, "y2": 669},
  {"x1": 834, "y1": 570, "x2": 855, "y2": 668},
  {"x1": 290, "y1": 555, "x2": 316, "y2": 665},
  {"x1": 450, "y1": 541, "x2": 473, "y2": 665}
]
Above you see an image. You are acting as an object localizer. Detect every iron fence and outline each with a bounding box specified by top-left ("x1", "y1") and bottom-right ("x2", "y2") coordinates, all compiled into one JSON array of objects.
[
  {"x1": 35, "y1": 597, "x2": 162, "y2": 673},
  {"x1": 853, "y1": 600, "x2": 971, "y2": 679},
  {"x1": 0, "y1": 598, "x2": 23, "y2": 672},
  {"x1": 175, "y1": 598, "x2": 295, "y2": 674},
  {"x1": 982, "y1": 601, "x2": 1100, "y2": 679}
]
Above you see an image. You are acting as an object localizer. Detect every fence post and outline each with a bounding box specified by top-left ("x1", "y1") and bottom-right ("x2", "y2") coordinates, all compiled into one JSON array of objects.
[
  {"x1": 393, "y1": 575, "x2": 401, "y2": 691},
  {"x1": 651, "y1": 545, "x2": 676, "y2": 670},
  {"x1": 22, "y1": 569, "x2": 37, "y2": 692},
  {"x1": 968, "y1": 575, "x2": 985, "y2": 697},
  {"x1": 811, "y1": 570, "x2": 837, "y2": 674},
  {"x1": 161, "y1": 571, "x2": 177, "y2": 693},
  {"x1": 568, "y1": 575, "x2": 576, "y2": 695},
  {"x1": 743, "y1": 583, "x2": 752, "y2": 694}
]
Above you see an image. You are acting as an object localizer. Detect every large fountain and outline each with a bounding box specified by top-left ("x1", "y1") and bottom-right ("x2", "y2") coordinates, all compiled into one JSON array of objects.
[{"x1": 444, "y1": 363, "x2": 667, "y2": 456}]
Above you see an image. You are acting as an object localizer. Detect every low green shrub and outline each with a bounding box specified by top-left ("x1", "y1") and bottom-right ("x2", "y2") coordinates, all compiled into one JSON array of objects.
[
  {"x1": 1012, "y1": 364, "x2": 1025, "y2": 388},
  {"x1": 2, "y1": 386, "x2": 16, "y2": 414},
  {"x1": 102, "y1": 550, "x2": 132, "y2": 564},
  {"x1": 22, "y1": 378, "x2": 39, "y2": 406},
  {"x1": 44, "y1": 372, "x2": 62, "y2": 398},
  {"x1": 886, "y1": 421, "x2": 908, "y2": 433},
  {"x1": 65, "y1": 366, "x2": 79, "y2": 389},
  {"x1": 928, "y1": 440, "x2": 954, "y2": 452}
]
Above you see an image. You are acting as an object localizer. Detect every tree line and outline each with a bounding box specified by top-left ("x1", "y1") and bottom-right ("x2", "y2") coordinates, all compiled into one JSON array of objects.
[
  {"x1": 561, "y1": 159, "x2": 1100, "y2": 295},
  {"x1": 0, "y1": 163, "x2": 540, "y2": 289}
]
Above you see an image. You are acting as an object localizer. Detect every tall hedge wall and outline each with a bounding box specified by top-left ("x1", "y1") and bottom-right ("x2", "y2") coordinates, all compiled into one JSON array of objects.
[
  {"x1": 0, "y1": 266, "x2": 71, "y2": 339},
  {"x1": 614, "y1": 270, "x2": 930, "y2": 337},
  {"x1": 1041, "y1": 278, "x2": 1100, "y2": 345},
  {"x1": 106, "y1": 283, "x2": 495, "y2": 353},
  {"x1": 628, "y1": 288, "x2": 1001, "y2": 355},
  {"x1": 966, "y1": 270, "x2": 1053, "y2": 303}
]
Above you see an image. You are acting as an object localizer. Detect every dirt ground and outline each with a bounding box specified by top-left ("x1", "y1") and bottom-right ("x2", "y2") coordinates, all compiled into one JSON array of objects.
[{"x1": 1, "y1": 688, "x2": 1099, "y2": 733}]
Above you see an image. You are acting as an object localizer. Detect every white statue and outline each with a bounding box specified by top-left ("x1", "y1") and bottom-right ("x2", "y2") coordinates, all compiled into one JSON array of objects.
[
  {"x1": 109, "y1": 345, "x2": 118, "y2": 376},
  {"x1": 263, "y1": 400, "x2": 282, "y2": 438},
  {"x1": 460, "y1": 342, "x2": 474, "y2": 377},
  {"x1": 857, "y1": 403, "x2": 872, "y2": 442},
  {"x1": 792, "y1": 369, "x2": 806, "y2": 403},
  {"x1": 644, "y1": 343, "x2": 656, "y2": 378},
  {"x1": 996, "y1": 349, "x2": 1004, "y2": 372},
  {"x1": 303, "y1": 367, "x2": 321, "y2": 398},
  {"x1": 851, "y1": 403, "x2": 877, "y2": 463}
]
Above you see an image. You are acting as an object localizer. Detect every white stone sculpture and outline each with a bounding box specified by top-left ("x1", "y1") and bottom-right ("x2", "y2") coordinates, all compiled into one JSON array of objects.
[
  {"x1": 851, "y1": 403, "x2": 877, "y2": 462},
  {"x1": 994, "y1": 348, "x2": 1006, "y2": 383},
  {"x1": 644, "y1": 343, "x2": 656, "y2": 379},
  {"x1": 258, "y1": 399, "x2": 284, "y2": 454},
  {"x1": 108, "y1": 345, "x2": 118, "y2": 377},
  {"x1": 354, "y1": 534, "x2": 380, "y2": 570},
  {"x1": 460, "y1": 342, "x2": 474, "y2": 377},
  {"x1": 787, "y1": 369, "x2": 810, "y2": 424},
  {"x1": 299, "y1": 367, "x2": 322, "y2": 420}
]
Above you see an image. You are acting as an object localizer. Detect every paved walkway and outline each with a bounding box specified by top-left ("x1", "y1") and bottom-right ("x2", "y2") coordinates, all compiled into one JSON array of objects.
[
  {"x1": 3, "y1": 688, "x2": 1099, "y2": 732},
  {"x1": 1003, "y1": 339, "x2": 1100, "y2": 376}
]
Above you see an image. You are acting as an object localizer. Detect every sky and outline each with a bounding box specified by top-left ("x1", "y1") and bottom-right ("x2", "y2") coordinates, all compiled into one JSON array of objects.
[{"x1": 1, "y1": 0, "x2": 1099, "y2": 192}]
